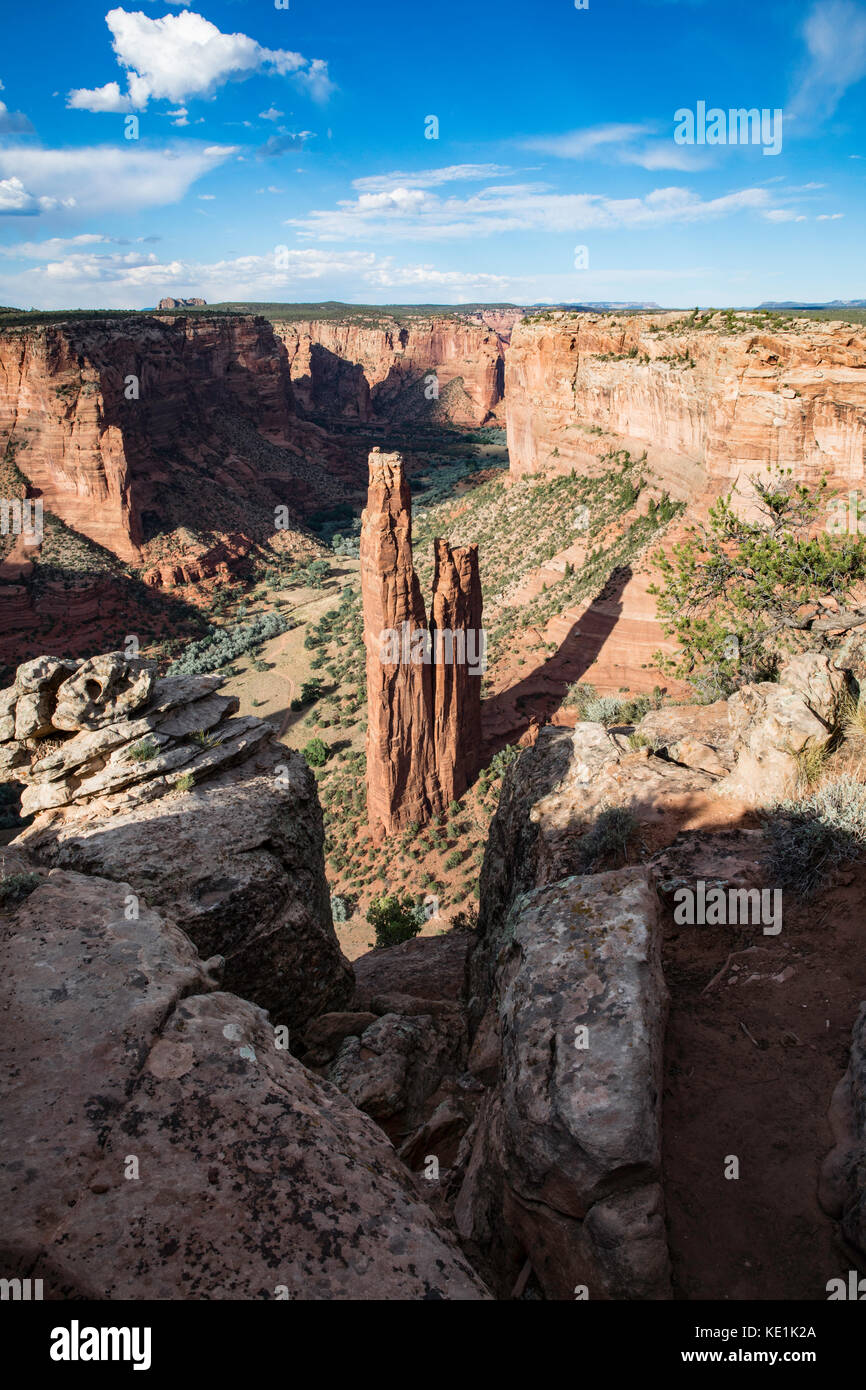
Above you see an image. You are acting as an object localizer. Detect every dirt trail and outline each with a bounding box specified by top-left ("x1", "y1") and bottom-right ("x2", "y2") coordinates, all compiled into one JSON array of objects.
[{"x1": 661, "y1": 864, "x2": 866, "y2": 1299}]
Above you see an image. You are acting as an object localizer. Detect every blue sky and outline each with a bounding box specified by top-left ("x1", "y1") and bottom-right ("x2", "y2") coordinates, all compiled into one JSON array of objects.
[{"x1": 0, "y1": 0, "x2": 864, "y2": 308}]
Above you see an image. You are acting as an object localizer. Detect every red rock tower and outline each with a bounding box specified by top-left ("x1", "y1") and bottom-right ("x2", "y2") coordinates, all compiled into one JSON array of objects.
[{"x1": 360, "y1": 448, "x2": 483, "y2": 840}]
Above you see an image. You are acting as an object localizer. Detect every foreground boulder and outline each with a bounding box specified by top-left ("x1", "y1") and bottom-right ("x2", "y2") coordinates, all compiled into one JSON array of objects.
[
  {"x1": 475, "y1": 721, "x2": 713, "y2": 974},
  {"x1": 0, "y1": 868, "x2": 490, "y2": 1301},
  {"x1": 315, "y1": 930, "x2": 479, "y2": 1144},
  {"x1": 2, "y1": 652, "x2": 352, "y2": 1028},
  {"x1": 458, "y1": 869, "x2": 670, "y2": 1300},
  {"x1": 458, "y1": 732, "x2": 673, "y2": 1299},
  {"x1": 718, "y1": 652, "x2": 850, "y2": 804}
]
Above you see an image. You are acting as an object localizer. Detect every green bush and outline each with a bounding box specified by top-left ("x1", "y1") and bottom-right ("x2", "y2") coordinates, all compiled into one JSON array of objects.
[
  {"x1": 489, "y1": 744, "x2": 521, "y2": 777},
  {"x1": 129, "y1": 739, "x2": 159, "y2": 762},
  {"x1": 366, "y1": 893, "x2": 423, "y2": 948},
  {"x1": 0, "y1": 871, "x2": 41, "y2": 909},
  {"x1": 330, "y1": 894, "x2": 351, "y2": 923},
  {"x1": 651, "y1": 470, "x2": 866, "y2": 698},
  {"x1": 583, "y1": 693, "x2": 650, "y2": 726},
  {"x1": 302, "y1": 737, "x2": 330, "y2": 767},
  {"x1": 291, "y1": 678, "x2": 324, "y2": 711}
]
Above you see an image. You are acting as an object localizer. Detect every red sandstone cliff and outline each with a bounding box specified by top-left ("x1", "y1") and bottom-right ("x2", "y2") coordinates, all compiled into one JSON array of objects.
[
  {"x1": 276, "y1": 316, "x2": 507, "y2": 427},
  {"x1": 0, "y1": 314, "x2": 351, "y2": 567},
  {"x1": 506, "y1": 312, "x2": 866, "y2": 493},
  {"x1": 360, "y1": 448, "x2": 483, "y2": 839},
  {"x1": 430, "y1": 538, "x2": 482, "y2": 792},
  {"x1": 0, "y1": 314, "x2": 293, "y2": 563}
]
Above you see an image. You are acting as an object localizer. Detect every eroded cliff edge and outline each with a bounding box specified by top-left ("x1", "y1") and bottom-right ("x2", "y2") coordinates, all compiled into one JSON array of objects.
[{"x1": 506, "y1": 311, "x2": 866, "y2": 493}]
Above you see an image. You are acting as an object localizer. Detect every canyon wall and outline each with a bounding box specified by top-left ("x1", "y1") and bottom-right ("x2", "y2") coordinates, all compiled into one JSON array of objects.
[
  {"x1": 276, "y1": 316, "x2": 508, "y2": 426},
  {"x1": 0, "y1": 314, "x2": 301, "y2": 563},
  {"x1": 506, "y1": 313, "x2": 866, "y2": 491},
  {"x1": 360, "y1": 448, "x2": 482, "y2": 839},
  {"x1": 0, "y1": 308, "x2": 511, "y2": 590}
]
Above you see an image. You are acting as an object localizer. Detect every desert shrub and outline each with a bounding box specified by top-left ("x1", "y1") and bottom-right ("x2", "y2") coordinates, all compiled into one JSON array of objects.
[
  {"x1": 291, "y1": 680, "x2": 324, "y2": 711},
  {"x1": 578, "y1": 807, "x2": 638, "y2": 871},
  {"x1": 489, "y1": 744, "x2": 521, "y2": 777},
  {"x1": 583, "y1": 695, "x2": 624, "y2": 725},
  {"x1": 366, "y1": 893, "x2": 422, "y2": 948},
  {"x1": 330, "y1": 894, "x2": 350, "y2": 923},
  {"x1": 189, "y1": 728, "x2": 222, "y2": 748},
  {"x1": 167, "y1": 612, "x2": 288, "y2": 677},
  {"x1": 651, "y1": 469, "x2": 866, "y2": 696},
  {"x1": 563, "y1": 682, "x2": 597, "y2": 713},
  {"x1": 452, "y1": 905, "x2": 480, "y2": 931},
  {"x1": 765, "y1": 774, "x2": 866, "y2": 897},
  {"x1": 583, "y1": 693, "x2": 650, "y2": 726},
  {"x1": 444, "y1": 850, "x2": 463, "y2": 869},
  {"x1": 302, "y1": 738, "x2": 330, "y2": 767},
  {"x1": 298, "y1": 559, "x2": 331, "y2": 588},
  {"x1": 628, "y1": 731, "x2": 659, "y2": 752},
  {"x1": 128, "y1": 738, "x2": 159, "y2": 762},
  {"x1": 0, "y1": 870, "x2": 41, "y2": 909},
  {"x1": 175, "y1": 772, "x2": 195, "y2": 793}
]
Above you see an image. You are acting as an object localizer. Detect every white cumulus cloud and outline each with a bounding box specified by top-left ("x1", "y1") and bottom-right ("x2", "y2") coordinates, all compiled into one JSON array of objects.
[{"x1": 67, "y1": 8, "x2": 333, "y2": 113}]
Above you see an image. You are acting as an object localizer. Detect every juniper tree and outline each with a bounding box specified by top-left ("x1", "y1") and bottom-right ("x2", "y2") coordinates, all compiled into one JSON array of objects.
[{"x1": 650, "y1": 470, "x2": 866, "y2": 699}]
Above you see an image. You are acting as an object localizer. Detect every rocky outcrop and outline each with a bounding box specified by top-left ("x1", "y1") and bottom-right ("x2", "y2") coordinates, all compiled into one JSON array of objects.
[
  {"x1": 276, "y1": 315, "x2": 507, "y2": 426},
  {"x1": 455, "y1": 729, "x2": 673, "y2": 1299},
  {"x1": 0, "y1": 866, "x2": 490, "y2": 1300},
  {"x1": 457, "y1": 869, "x2": 670, "y2": 1300},
  {"x1": 0, "y1": 651, "x2": 353, "y2": 1027},
  {"x1": 158, "y1": 297, "x2": 207, "y2": 309},
  {"x1": 506, "y1": 312, "x2": 866, "y2": 489},
  {"x1": 360, "y1": 448, "x2": 483, "y2": 838},
  {"x1": 717, "y1": 652, "x2": 849, "y2": 803}
]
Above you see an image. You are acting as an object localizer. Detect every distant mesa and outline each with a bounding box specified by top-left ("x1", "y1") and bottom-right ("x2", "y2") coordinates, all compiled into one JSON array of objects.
[
  {"x1": 758, "y1": 299, "x2": 866, "y2": 310},
  {"x1": 158, "y1": 296, "x2": 207, "y2": 310}
]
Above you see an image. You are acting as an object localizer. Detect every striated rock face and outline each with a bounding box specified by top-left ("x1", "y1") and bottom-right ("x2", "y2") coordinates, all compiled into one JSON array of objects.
[
  {"x1": 506, "y1": 312, "x2": 866, "y2": 488},
  {"x1": 276, "y1": 316, "x2": 508, "y2": 426},
  {"x1": 0, "y1": 866, "x2": 490, "y2": 1300},
  {"x1": 360, "y1": 449, "x2": 483, "y2": 838},
  {"x1": 1, "y1": 651, "x2": 353, "y2": 1028},
  {"x1": 430, "y1": 538, "x2": 483, "y2": 795},
  {"x1": 0, "y1": 314, "x2": 299, "y2": 562}
]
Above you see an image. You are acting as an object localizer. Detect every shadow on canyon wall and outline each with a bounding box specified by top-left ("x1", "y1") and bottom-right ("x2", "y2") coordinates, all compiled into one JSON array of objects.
[
  {"x1": 481, "y1": 563, "x2": 632, "y2": 756},
  {"x1": 0, "y1": 561, "x2": 213, "y2": 683}
]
